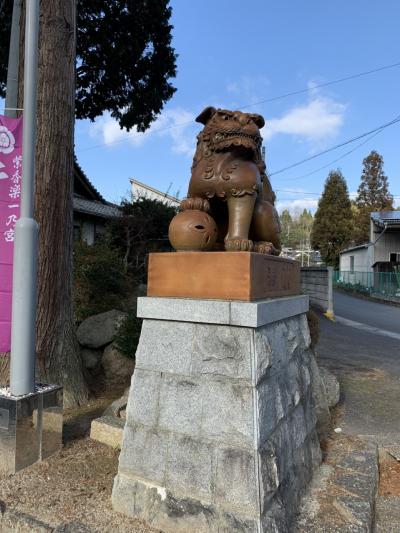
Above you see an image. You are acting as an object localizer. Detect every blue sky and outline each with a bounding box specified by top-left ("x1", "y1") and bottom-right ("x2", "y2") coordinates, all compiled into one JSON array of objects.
[{"x1": 76, "y1": 0, "x2": 400, "y2": 213}]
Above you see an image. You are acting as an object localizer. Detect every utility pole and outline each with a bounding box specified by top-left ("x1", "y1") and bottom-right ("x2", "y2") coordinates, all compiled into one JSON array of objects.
[
  {"x1": 10, "y1": 0, "x2": 40, "y2": 396},
  {"x1": 4, "y1": 0, "x2": 22, "y2": 119}
]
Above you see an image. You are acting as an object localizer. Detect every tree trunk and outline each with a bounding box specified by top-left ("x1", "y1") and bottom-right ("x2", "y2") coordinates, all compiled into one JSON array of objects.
[{"x1": 34, "y1": 0, "x2": 88, "y2": 406}]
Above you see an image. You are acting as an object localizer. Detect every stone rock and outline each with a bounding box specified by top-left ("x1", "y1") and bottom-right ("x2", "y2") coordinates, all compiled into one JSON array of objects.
[
  {"x1": 77, "y1": 309, "x2": 127, "y2": 349},
  {"x1": 309, "y1": 352, "x2": 331, "y2": 439},
  {"x1": 80, "y1": 348, "x2": 103, "y2": 370},
  {"x1": 102, "y1": 342, "x2": 135, "y2": 387},
  {"x1": 103, "y1": 388, "x2": 129, "y2": 418},
  {"x1": 90, "y1": 415, "x2": 124, "y2": 448},
  {"x1": 319, "y1": 366, "x2": 340, "y2": 408}
]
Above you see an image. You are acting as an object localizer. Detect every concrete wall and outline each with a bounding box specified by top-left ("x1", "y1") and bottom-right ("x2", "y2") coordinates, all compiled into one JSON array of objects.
[{"x1": 301, "y1": 267, "x2": 333, "y2": 316}]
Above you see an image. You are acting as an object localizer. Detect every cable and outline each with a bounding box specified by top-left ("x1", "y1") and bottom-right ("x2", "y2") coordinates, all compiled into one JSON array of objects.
[
  {"x1": 269, "y1": 114, "x2": 400, "y2": 177},
  {"x1": 278, "y1": 127, "x2": 388, "y2": 182},
  {"x1": 77, "y1": 60, "x2": 400, "y2": 153},
  {"x1": 241, "y1": 61, "x2": 400, "y2": 109}
]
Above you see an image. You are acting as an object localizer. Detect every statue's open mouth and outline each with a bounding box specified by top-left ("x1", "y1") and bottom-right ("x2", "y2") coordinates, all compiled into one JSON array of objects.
[
  {"x1": 214, "y1": 131, "x2": 260, "y2": 143},
  {"x1": 213, "y1": 132, "x2": 261, "y2": 155}
]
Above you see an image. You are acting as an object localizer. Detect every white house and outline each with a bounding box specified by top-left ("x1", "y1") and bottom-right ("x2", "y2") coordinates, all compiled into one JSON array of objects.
[
  {"x1": 130, "y1": 178, "x2": 181, "y2": 208},
  {"x1": 339, "y1": 211, "x2": 400, "y2": 287}
]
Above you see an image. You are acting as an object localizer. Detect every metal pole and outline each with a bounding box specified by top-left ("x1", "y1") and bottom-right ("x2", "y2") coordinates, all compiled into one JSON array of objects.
[
  {"x1": 4, "y1": 0, "x2": 22, "y2": 118},
  {"x1": 10, "y1": 0, "x2": 40, "y2": 396}
]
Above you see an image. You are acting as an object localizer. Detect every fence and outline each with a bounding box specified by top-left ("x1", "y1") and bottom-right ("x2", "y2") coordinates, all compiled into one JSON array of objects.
[{"x1": 333, "y1": 270, "x2": 400, "y2": 298}]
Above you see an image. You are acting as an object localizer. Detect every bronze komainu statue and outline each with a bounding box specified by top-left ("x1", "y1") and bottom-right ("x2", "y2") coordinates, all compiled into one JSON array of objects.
[{"x1": 168, "y1": 106, "x2": 281, "y2": 254}]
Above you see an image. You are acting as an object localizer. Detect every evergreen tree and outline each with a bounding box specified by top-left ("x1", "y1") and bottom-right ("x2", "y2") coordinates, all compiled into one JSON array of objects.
[
  {"x1": 280, "y1": 209, "x2": 293, "y2": 247},
  {"x1": 0, "y1": 0, "x2": 177, "y2": 131},
  {"x1": 354, "y1": 151, "x2": 393, "y2": 243},
  {"x1": 311, "y1": 170, "x2": 353, "y2": 267},
  {"x1": 279, "y1": 208, "x2": 314, "y2": 250}
]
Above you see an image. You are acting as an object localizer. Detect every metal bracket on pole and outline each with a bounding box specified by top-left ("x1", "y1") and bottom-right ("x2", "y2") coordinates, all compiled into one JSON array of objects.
[{"x1": 10, "y1": 0, "x2": 40, "y2": 396}]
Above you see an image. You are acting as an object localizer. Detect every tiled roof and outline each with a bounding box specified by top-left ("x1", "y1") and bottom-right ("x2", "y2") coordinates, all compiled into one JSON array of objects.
[
  {"x1": 73, "y1": 196, "x2": 121, "y2": 219},
  {"x1": 74, "y1": 161, "x2": 105, "y2": 202}
]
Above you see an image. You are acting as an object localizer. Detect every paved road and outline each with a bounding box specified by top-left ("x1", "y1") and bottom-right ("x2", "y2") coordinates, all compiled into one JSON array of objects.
[
  {"x1": 333, "y1": 290, "x2": 400, "y2": 335},
  {"x1": 317, "y1": 293, "x2": 400, "y2": 444}
]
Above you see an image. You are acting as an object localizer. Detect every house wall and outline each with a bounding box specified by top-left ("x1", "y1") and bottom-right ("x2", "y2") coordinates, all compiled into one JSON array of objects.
[
  {"x1": 339, "y1": 247, "x2": 374, "y2": 286},
  {"x1": 340, "y1": 248, "x2": 371, "y2": 272},
  {"x1": 73, "y1": 214, "x2": 106, "y2": 245},
  {"x1": 131, "y1": 182, "x2": 180, "y2": 208},
  {"x1": 373, "y1": 231, "x2": 400, "y2": 263}
]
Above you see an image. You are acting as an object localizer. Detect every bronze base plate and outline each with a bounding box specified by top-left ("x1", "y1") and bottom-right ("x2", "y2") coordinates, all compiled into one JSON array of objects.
[{"x1": 147, "y1": 252, "x2": 300, "y2": 301}]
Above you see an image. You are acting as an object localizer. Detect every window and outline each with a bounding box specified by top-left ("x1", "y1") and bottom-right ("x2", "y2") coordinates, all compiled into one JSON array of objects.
[
  {"x1": 390, "y1": 253, "x2": 400, "y2": 263},
  {"x1": 350, "y1": 256, "x2": 354, "y2": 273},
  {"x1": 73, "y1": 224, "x2": 81, "y2": 242}
]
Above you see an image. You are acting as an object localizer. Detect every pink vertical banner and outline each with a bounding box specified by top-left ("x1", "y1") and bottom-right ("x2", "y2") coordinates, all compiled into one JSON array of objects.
[{"x1": 0, "y1": 115, "x2": 23, "y2": 352}]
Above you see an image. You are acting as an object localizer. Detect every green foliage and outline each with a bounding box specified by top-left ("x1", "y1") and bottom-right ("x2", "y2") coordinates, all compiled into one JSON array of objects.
[
  {"x1": 73, "y1": 238, "x2": 128, "y2": 322},
  {"x1": 279, "y1": 208, "x2": 313, "y2": 249},
  {"x1": 108, "y1": 196, "x2": 178, "y2": 283},
  {"x1": 334, "y1": 280, "x2": 372, "y2": 296},
  {"x1": 113, "y1": 308, "x2": 142, "y2": 360},
  {"x1": 354, "y1": 151, "x2": 393, "y2": 243},
  {"x1": 73, "y1": 197, "x2": 177, "y2": 322},
  {"x1": 311, "y1": 170, "x2": 353, "y2": 268},
  {"x1": 1, "y1": 1, "x2": 177, "y2": 131}
]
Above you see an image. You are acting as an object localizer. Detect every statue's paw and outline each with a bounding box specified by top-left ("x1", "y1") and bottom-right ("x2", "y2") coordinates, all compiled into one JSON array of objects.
[
  {"x1": 180, "y1": 197, "x2": 210, "y2": 212},
  {"x1": 254, "y1": 241, "x2": 279, "y2": 255},
  {"x1": 225, "y1": 238, "x2": 254, "y2": 252}
]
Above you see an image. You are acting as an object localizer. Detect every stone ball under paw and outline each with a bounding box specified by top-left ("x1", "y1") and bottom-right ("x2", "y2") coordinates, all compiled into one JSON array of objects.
[{"x1": 169, "y1": 209, "x2": 218, "y2": 251}]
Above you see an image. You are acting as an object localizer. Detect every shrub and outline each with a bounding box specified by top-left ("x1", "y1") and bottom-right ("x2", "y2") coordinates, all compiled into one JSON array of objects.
[{"x1": 73, "y1": 237, "x2": 128, "y2": 323}]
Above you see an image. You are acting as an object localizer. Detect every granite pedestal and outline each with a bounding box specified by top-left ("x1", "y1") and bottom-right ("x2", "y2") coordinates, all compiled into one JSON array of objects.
[{"x1": 112, "y1": 296, "x2": 321, "y2": 532}]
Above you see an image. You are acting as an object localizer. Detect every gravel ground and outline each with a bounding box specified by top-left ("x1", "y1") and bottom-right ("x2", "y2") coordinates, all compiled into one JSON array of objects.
[
  {"x1": 0, "y1": 390, "x2": 159, "y2": 533},
  {"x1": 0, "y1": 438, "x2": 159, "y2": 532}
]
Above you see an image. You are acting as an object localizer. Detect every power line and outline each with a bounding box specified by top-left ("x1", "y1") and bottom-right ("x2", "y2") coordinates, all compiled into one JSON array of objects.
[
  {"x1": 269, "y1": 114, "x2": 400, "y2": 177},
  {"x1": 241, "y1": 61, "x2": 400, "y2": 109},
  {"x1": 278, "y1": 126, "x2": 389, "y2": 182},
  {"x1": 77, "y1": 60, "x2": 400, "y2": 153}
]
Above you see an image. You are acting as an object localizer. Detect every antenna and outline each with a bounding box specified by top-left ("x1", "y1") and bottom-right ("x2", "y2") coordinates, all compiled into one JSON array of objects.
[{"x1": 165, "y1": 182, "x2": 173, "y2": 197}]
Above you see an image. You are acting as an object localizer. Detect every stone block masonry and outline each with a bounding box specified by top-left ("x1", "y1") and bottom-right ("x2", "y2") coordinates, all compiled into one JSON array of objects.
[
  {"x1": 301, "y1": 267, "x2": 334, "y2": 317},
  {"x1": 112, "y1": 296, "x2": 321, "y2": 532}
]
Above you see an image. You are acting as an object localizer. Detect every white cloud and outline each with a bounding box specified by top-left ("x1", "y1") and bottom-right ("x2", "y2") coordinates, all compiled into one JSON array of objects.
[
  {"x1": 89, "y1": 107, "x2": 197, "y2": 157},
  {"x1": 225, "y1": 75, "x2": 270, "y2": 109},
  {"x1": 263, "y1": 94, "x2": 346, "y2": 147},
  {"x1": 276, "y1": 198, "x2": 319, "y2": 214}
]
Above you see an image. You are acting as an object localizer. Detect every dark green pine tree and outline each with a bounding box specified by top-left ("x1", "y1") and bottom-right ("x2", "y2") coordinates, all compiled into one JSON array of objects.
[
  {"x1": 311, "y1": 170, "x2": 353, "y2": 267},
  {"x1": 0, "y1": 0, "x2": 177, "y2": 132},
  {"x1": 354, "y1": 151, "x2": 393, "y2": 243}
]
